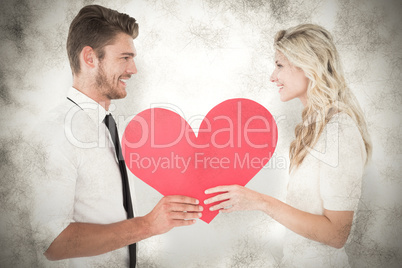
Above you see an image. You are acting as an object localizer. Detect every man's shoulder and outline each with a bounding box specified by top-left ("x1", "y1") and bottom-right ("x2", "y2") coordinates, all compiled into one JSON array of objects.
[
  {"x1": 33, "y1": 100, "x2": 88, "y2": 143},
  {"x1": 38, "y1": 99, "x2": 94, "y2": 129},
  {"x1": 41, "y1": 100, "x2": 71, "y2": 122}
]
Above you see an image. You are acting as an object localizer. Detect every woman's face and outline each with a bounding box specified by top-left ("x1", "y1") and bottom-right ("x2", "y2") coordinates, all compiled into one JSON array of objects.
[{"x1": 270, "y1": 51, "x2": 309, "y2": 106}]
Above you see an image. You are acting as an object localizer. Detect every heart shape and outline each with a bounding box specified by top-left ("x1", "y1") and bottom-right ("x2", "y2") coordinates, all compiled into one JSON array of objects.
[{"x1": 122, "y1": 98, "x2": 277, "y2": 223}]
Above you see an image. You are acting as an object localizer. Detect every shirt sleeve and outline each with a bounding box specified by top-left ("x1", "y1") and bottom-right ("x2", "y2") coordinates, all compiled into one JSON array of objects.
[
  {"x1": 319, "y1": 114, "x2": 367, "y2": 211},
  {"x1": 29, "y1": 118, "x2": 78, "y2": 254}
]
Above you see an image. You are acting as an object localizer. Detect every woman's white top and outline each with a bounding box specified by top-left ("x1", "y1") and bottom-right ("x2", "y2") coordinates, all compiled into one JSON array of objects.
[{"x1": 282, "y1": 113, "x2": 367, "y2": 268}]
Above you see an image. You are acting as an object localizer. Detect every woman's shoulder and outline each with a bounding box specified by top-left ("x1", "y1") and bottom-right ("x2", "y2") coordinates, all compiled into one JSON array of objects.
[
  {"x1": 315, "y1": 112, "x2": 365, "y2": 153},
  {"x1": 326, "y1": 112, "x2": 361, "y2": 136},
  {"x1": 328, "y1": 112, "x2": 355, "y2": 125},
  {"x1": 320, "y1": 112, "x2": 367, "y2": 163}
]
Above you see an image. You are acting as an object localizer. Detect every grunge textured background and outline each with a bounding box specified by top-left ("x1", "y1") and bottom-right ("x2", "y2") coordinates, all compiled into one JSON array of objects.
[{"x1": 1, "y1": 0, "x2": 401, "y2": 267}]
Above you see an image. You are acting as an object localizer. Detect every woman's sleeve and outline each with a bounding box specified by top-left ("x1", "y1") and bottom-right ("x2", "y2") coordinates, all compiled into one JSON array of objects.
[{"x1": 319, "y1": 115, "x2": 367, "y2": 211}]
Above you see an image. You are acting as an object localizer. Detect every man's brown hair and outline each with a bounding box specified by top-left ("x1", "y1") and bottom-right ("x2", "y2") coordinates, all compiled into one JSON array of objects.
[{"x1": 67, "y1": 5, "x2": 139, "y2": 75}]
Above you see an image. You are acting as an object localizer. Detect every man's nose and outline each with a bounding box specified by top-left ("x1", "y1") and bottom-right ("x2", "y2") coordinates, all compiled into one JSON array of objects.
[{"x1": 127, "y1": 59, "x2": 137, "y2": 74}]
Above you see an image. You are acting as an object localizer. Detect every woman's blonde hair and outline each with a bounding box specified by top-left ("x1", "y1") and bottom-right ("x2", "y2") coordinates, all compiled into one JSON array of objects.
[{"x1": 274, "y1": 24, "x2": 372, "y2": 171}]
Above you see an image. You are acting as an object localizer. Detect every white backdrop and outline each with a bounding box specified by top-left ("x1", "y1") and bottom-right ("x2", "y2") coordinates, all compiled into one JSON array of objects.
[{"x1": 0, "y1": 0, "x2": 401, "y2": 267}]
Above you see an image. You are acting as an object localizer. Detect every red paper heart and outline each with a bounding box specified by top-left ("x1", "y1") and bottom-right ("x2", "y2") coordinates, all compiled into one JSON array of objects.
[{"x1": 122, "y1": 98, "x2": 277, "y2": 223}]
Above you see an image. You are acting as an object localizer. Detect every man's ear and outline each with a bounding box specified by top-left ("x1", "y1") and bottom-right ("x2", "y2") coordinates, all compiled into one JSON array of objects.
[{"x1": 80, "y1": 46, "x2": 97, "y2": 69}]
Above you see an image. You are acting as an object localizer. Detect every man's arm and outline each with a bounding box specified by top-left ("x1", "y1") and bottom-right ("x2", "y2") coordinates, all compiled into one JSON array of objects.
[{"x1": 45, "y1": 195, "x2": 203, "y2": 260}]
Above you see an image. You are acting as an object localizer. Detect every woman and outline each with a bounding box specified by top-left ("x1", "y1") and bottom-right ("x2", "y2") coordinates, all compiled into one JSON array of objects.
[{"x1": 204, "y1": 24, "x2": 372, "y2": 267}]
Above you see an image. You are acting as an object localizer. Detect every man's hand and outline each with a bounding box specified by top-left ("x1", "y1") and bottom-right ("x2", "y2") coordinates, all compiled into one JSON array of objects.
[{"x1": 143, "y1": 195, "x2": 203, "y2": 236}]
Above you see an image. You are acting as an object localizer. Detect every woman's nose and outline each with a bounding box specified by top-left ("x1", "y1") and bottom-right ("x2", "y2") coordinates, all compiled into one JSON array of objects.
[{"x1": 270, "y1": 71, "x2": 277, "y2": 83}]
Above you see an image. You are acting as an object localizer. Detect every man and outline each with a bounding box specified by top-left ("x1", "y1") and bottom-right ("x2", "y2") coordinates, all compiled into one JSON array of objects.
[{"x1": 30, "y1": 5, "x2": 203, "y2": 267}]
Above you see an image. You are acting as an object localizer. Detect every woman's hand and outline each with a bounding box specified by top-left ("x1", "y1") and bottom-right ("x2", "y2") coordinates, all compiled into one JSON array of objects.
[{"x1": 204, "y1": 185, "x2": 265, "y2": 213}]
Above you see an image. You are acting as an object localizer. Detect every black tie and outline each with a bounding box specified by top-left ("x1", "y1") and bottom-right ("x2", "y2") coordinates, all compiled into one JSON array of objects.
[{"x1": 104, "y1": 114, "x2": 136, "y2": 268}]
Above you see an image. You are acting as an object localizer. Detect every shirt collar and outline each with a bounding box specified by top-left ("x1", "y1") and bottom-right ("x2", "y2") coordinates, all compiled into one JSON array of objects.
[{"x1": 66, "y1": 87, "x2": 110, "y2": 126}]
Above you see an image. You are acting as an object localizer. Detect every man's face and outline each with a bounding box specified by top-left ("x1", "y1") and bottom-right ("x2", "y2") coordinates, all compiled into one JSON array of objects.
[{"x1": 95, "y1": 32, "x2": 137, "y2": 100}]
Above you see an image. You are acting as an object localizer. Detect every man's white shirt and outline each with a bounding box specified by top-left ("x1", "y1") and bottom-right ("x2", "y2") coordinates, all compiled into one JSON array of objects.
[{"x1": 29, "y1": 87, "x2": 137, "y2": 267}]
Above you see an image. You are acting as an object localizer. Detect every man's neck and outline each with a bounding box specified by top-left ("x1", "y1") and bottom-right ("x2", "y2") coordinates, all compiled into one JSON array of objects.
[{"x1": 73, "y1": 79, "x2": 110, "y2": 111}]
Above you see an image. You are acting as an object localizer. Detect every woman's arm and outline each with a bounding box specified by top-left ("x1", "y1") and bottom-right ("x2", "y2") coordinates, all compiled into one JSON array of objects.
[{"x1": 204, "y1": 185, "x2": 353, "y2": 249}]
